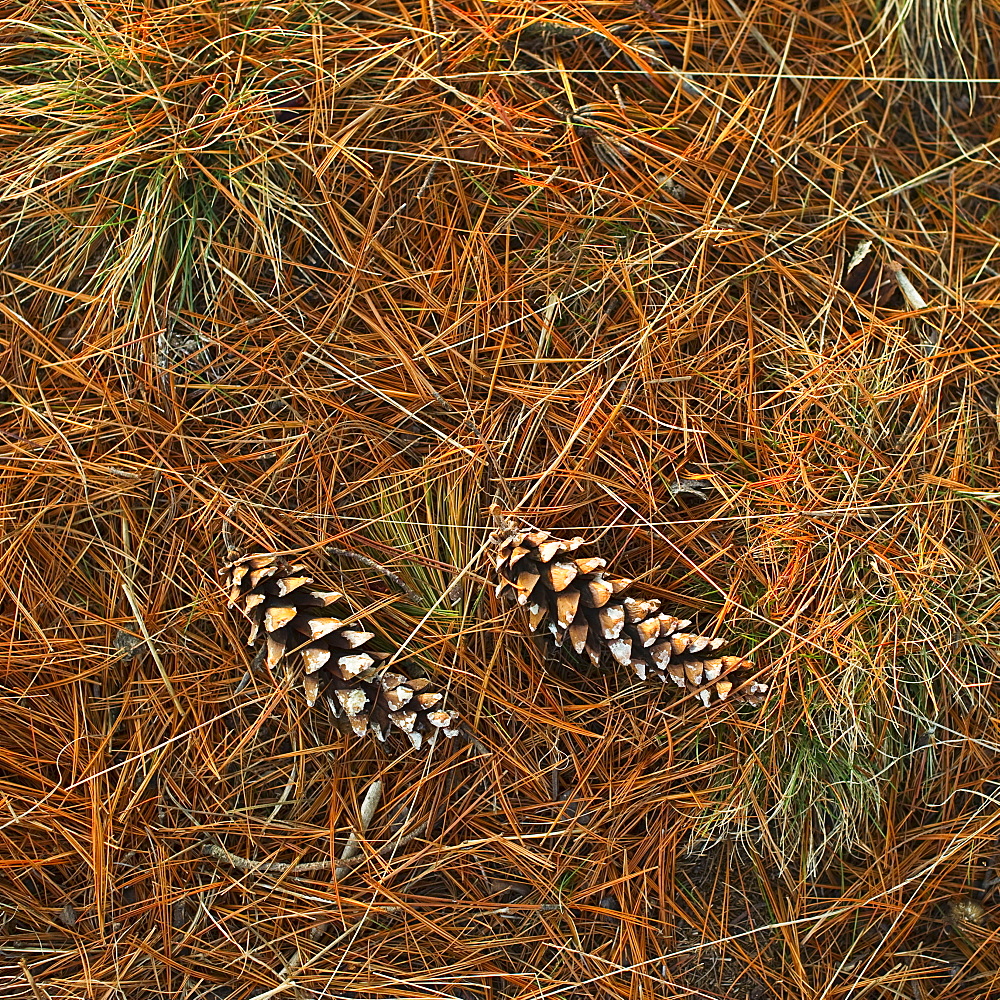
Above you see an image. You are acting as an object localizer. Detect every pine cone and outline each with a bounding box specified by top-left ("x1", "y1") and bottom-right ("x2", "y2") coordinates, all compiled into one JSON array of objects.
[
  {"x1": 492, "y1": 529, "x2": 768, "y2": 707},
  {"x1": 223, "y1": 552, "x2": 460, "y2": 748}
]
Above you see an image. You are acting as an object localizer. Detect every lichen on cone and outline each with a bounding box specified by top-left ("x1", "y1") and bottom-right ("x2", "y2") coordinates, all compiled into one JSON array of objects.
[
  {"x1": 222, "y1": 551, "x2": 460, "y2": 748},
  {"x1": 492, "y1": 528, "x2": 768, "y2": 707}
]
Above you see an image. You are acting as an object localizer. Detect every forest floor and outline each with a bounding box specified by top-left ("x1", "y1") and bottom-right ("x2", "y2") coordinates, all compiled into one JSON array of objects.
[{"x1": 2, "y1": 1, "x2": 1000, "y2": 998}]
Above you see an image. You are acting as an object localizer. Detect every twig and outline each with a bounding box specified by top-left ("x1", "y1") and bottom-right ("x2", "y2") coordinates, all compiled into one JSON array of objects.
[
  {"x1": 335, "y1": 779, "x2": 383, "y2": 878},
  {"x1": 888, "y1": 259, "x2": 929, "y2": 311},
  {"x1": 201, "y1": 822, "x2": 426, "y2": 875},
  {"x1": 888, "y1": 259, "x2": 938, "y2": 355},
  {"x1": 461, "y1": 729, "x2": 494, "y2": 759},
  {"x1": 20, "y1": 959, "x2": 50, "y2": 1000},
  {"x1": 221, "y1": 502, "x2": 239, "y2": 561},
  {"x1": 325, "y1": 545, "x2": 422, "y2": 603},
  {"x1": 290, "y1": 780, "x2": 389, "y2": 950}
]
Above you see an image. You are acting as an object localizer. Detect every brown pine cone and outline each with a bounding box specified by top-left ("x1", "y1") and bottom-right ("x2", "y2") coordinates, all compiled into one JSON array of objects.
[
  {"x1": 223, "y1": 552, "x2": 460, "y2": 748},
  {"x1": 493, "y1": 529, "x2": 767, "y2": 707}
]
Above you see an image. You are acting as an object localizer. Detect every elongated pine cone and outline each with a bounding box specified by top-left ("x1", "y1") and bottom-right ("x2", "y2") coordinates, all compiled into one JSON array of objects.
[
  {"x1": 492, "y1": 529, "x2": 768, "y2": 707},
  {"x1": 223, "y1": 552, "x2": 460, "y2": 748}
]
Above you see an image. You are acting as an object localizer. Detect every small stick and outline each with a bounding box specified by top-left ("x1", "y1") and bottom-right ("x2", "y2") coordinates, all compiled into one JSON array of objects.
[
  {"x1": 415, "y1": 160, "x2": 438, "y2": 199},
  {"x1": 888, "y1": 260, "x2": 929, "y2": 311},
  {"x1": 295, "y1": 780, "x2": 389, "y2": 945},
  {"x1": 202, "y1": 822, "x2": 426, "y2": 875},
  {"x1": 888, "y1": 260, "x2": 938, "y2": 355},
  {"x1": 221, "y1": 502, "x2": 239, "y2": 561},
  {"x1": 20, "y1": 959, "x2": 49, "y2": 1000},
  {"x1": 463, "y1": 730, "x2": 494, "y2": 758},
  {"x1": 325, "y1": 546, "x2": 422, "y2": 603},
  {"x1": 336, "y1": 780, "x2": 383, "y2": 878}
]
